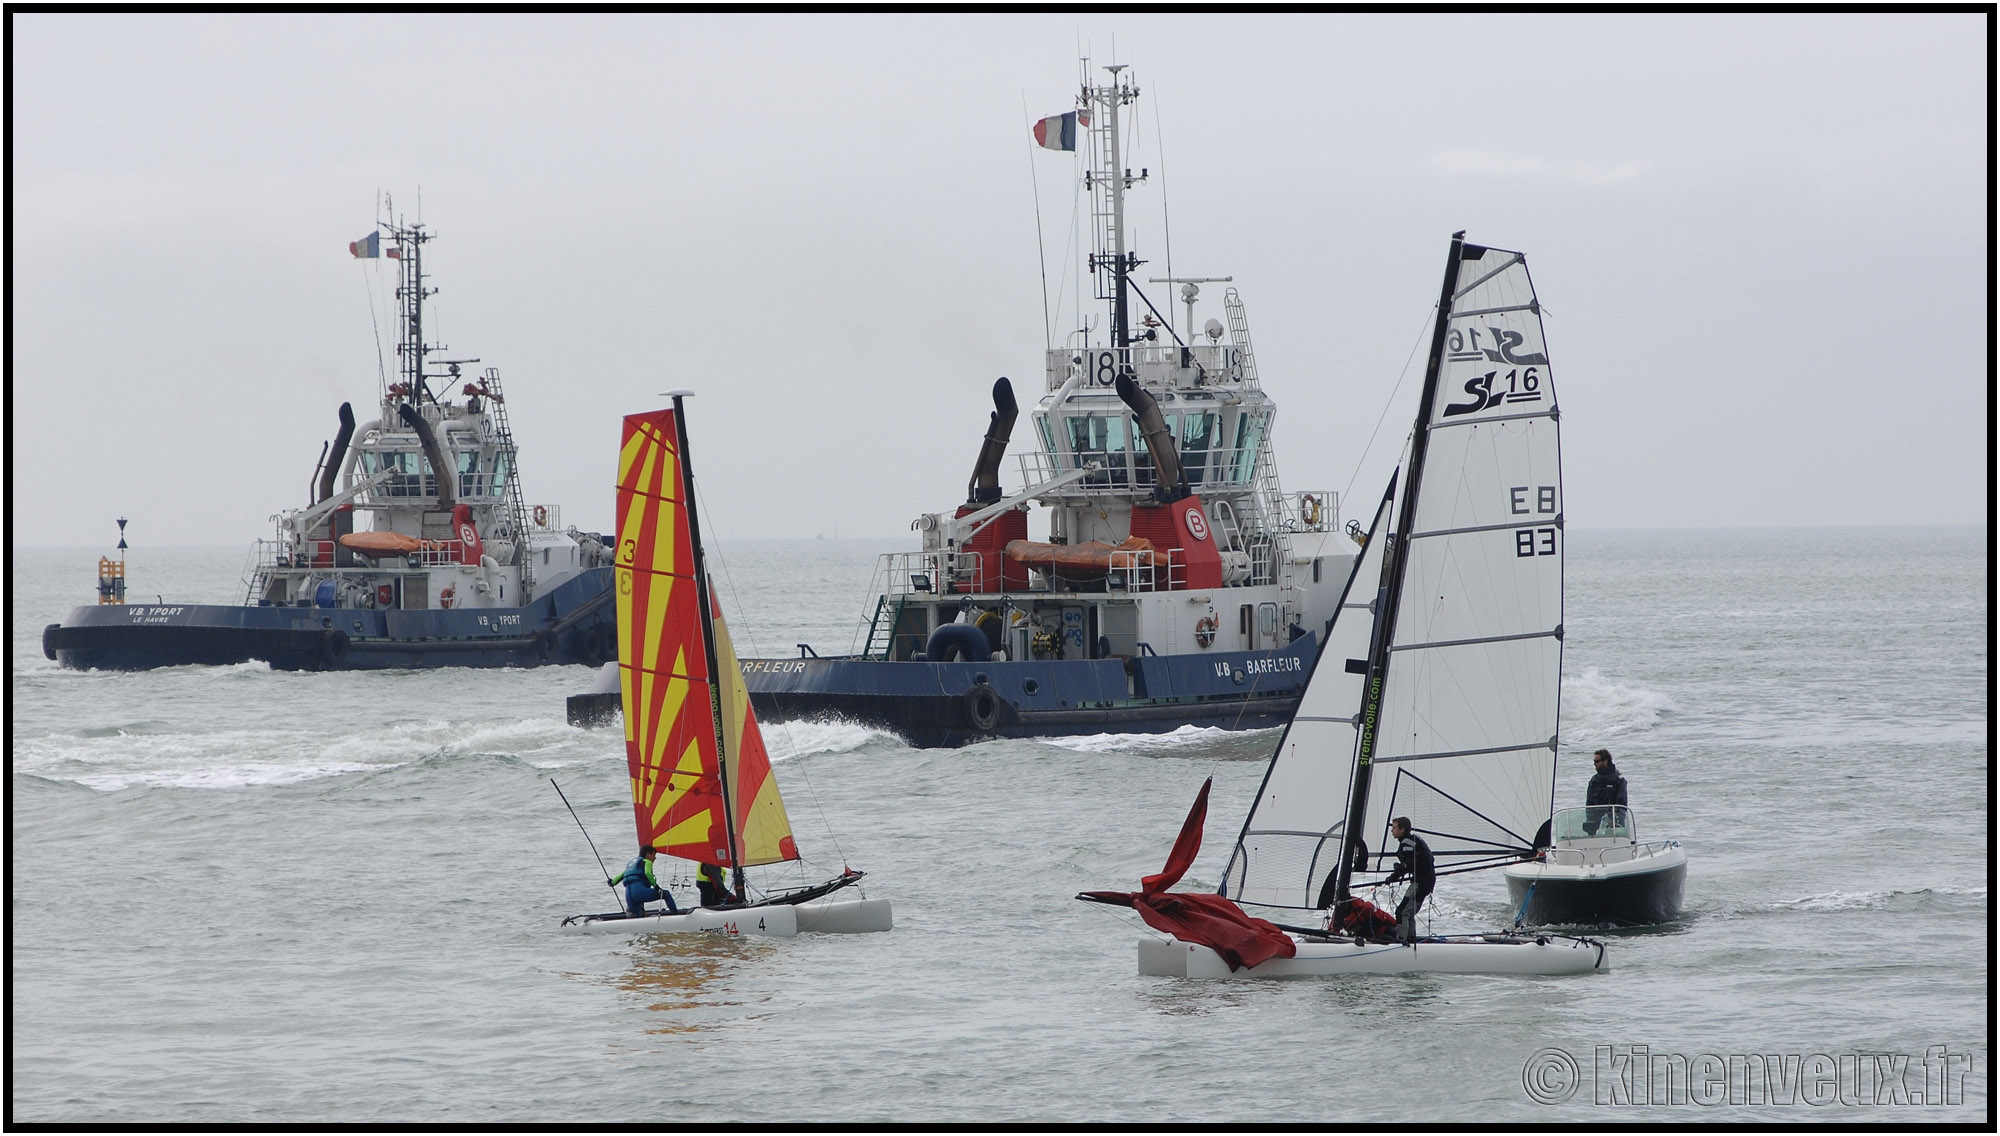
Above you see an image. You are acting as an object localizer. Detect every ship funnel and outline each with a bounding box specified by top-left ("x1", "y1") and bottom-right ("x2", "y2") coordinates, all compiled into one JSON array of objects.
[
  {"x1": 316, "y1": 402, "x2": 356, "y2": 503},
  {"x1": 966, "y1": 377, "x2": 1018, "y2": 505},
  {"x1": 1115, "y1": 374, "x2": 1188, "y2": 502},
  {"x1": 397, "y1": 402, "x2": 456, "y2": 510}
]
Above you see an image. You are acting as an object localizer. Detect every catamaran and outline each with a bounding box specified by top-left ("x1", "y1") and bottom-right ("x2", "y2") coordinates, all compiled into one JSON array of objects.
[
  {"x1": 1083, "y1": 233, "x2": 1607, "y2": 977},
  {"x1": 563, "y1": 397, "x2": 890, "y2": 938}
]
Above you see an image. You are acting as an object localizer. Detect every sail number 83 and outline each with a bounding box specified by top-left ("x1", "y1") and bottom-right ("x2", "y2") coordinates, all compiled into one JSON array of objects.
[{"x1": 1511, "y1": 483, "x2": 1558, "y2": 557}]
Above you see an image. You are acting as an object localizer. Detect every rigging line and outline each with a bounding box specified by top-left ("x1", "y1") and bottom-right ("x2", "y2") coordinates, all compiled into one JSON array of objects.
[
  {"x1": 549, "y1": 777, "x2": 616, "y2": 895},
  {"x1": 1023, "y1": 92, "x2": 1054, "y2": 353},
  {"x1": 363, "y1": 264, "x2": 389, "y2": 391},
  {"x1": 1153, "y1": 84, "x2": 1171, "y2": 289},
  {"x1": 693, "y1": 475, "x2": 851, "y2": 867},
  {"x1": 1340, "y1": 305, "x2": 1436, "y2": 510}
]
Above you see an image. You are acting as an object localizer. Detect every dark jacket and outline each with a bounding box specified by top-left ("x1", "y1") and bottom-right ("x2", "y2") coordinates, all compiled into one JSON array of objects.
[
  {"x1": 697, "y1": 865, "x2": 735, "y2": 907},
  {"x1": 1587, "y1": 762, "x2": 1629, "y2": 808},
  {"x1": 1388, "y1": 832, "x2": 1435, "y2": 892}
]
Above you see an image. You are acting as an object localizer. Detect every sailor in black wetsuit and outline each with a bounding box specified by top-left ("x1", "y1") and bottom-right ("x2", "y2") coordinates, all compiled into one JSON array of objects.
[{"x1": 1385, "y1": 817, "x2": 1435, "y2": 944}]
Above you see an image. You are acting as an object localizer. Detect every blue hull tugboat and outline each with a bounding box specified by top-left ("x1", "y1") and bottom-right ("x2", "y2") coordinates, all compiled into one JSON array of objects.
[
  {"x1": 44, "y1": 209, "x2": 618, "y2": 672},
  {"x1": 569, "y1": 63, "x2": 1360, "y2": 746}
]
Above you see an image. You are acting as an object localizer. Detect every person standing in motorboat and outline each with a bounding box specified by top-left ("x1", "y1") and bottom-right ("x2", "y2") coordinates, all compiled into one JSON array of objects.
[
  {"x1": 612, "y1": 846, "x2": 680, "y2": 918},
  {"x1": 1385, "y1": 817, "x2": 1435, "y2": 943},
  {"x1": 1584, "y1": 748, "x2": 1629, "y2": 834}
]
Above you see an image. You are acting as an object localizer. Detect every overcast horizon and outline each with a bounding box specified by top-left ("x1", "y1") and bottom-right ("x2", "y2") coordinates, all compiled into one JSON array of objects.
[{"x1": 12, "y1": 12, "x2": 1991, "y2": 557}]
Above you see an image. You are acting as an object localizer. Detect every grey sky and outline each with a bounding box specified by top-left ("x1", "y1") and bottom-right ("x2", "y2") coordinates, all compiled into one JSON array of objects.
[{"x1": 12, "y1": 12, "x2": 1988, "y2": 553}]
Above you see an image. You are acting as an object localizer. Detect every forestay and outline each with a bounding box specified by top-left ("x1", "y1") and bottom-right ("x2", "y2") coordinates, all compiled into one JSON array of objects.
[
  {"x1": 617, "y1": 409, "x2": 798, "y2": 868},
  {"x1": 1221, "y1": 242, "x2": 1563, "y2": 908}
]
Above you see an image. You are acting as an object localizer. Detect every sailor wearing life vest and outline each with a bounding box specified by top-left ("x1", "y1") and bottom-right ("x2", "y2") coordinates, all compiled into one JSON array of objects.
[
  {"x1": 612, "y1": 846, "x2": 680, "y2": 917},
  {"x1": 1385, "y1": 817, "x2": 1435, "y2": 944},
  {"x1": 696, "y1": 863, "x2": 737, "y2": 908}
]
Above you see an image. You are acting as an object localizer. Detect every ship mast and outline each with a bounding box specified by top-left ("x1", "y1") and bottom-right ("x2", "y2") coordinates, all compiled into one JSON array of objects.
[
  {"x1": 1084, "y1": 62, "x2": 1146, "y2": 351},
  {"x1": 382, "y1": 214, "x2": 436, "y2": 405}
]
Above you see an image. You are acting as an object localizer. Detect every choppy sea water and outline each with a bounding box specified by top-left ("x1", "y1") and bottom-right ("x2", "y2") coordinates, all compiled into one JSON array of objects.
[{"x1": 10, "y1": 528, "x2": 1988, "y2": 1123}]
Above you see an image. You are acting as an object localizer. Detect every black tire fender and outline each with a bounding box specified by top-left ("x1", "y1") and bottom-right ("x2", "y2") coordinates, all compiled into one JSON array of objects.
[
  {"x1": 43, "y1": 624, "x2": 61, "y2": 661},
  {"x1": 321, "y1": 628, "x2": 351, "y2": 664},
  {"x1": 577, "y1": 625, "x2": 605, "y2": 666},
  {"x1": 963, "y1": 682, "x2": 1002, "y2": 731}
]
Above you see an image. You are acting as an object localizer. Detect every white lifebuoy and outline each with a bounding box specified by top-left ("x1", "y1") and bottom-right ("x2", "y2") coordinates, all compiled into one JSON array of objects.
[
  {"x1": 439, "y1": 586, "x2": 455, "y2": 609},
  {"x1": 1194, "y1": 611, "x2": 1219, "y2": 649},
  {"x1": 1301, "y1": 494, "x2": 1322, "y2": 527},
  {"x1": 532, "y1": 505, "x2": 548, "y2": 527}
]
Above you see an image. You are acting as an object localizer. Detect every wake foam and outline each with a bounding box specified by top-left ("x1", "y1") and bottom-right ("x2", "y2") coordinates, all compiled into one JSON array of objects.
[
  {"x1": 1036, "y1": 724, "x2": 1252, "y2": 754},
  {"x1": 1562, "y1": 667, "x2": 1674, "y2": 738},
  {"x1": 761, "y1": 717, "x2": 904, "y2": 761}
]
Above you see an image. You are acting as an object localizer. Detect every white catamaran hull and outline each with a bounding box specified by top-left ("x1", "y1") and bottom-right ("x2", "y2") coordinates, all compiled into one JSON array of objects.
[
  {"x1": 564, "y1": 904, "x2": 799, "y2": 938},
  {"x1": 793, "y1": 895, "x2": 894, "y2": 934},
  {"x1": 1137, "y1": 933, "x2": 1608, "y2": 978}
]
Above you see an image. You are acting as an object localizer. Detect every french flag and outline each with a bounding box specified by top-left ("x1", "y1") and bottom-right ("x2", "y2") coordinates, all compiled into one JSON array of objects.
[
  {"x1": 1032, "y1": 110, "x2": 1089, "y2": 152},
  {"x1": 349, "y1": 230, "x2": 381, "y2": 258}
]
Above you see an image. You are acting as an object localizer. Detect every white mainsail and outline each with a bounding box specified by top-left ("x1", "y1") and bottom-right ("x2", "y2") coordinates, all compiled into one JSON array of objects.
[{"x1": 1223, "y1": 240, "x2": 1563, "y2": 909}]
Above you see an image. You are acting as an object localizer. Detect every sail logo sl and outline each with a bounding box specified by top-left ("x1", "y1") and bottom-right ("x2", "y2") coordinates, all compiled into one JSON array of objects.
[
  {"x1": 1445, "y1": 324, "x2": 1548, "y2": 366},
  {"x1": 1443, "y1": 366, "x2": 1545, "y2": 418}
]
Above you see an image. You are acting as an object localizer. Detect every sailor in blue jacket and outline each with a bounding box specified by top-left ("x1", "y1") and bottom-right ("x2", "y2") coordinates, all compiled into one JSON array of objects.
[{"x1": 612, "y1": 846, "x2": 680, "y2": 917}]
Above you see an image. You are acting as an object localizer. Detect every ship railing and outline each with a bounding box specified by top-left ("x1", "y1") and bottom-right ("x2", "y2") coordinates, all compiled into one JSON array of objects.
[
  {"x1": 1042, "y1": 343, "x2": 1258, "y2": 392},
  {"x1": 1280, "y1": 490, "x2": 1338, "y2": 533},
  {"x1": 1014, "y1": 451, "x2": 1260, "y2": 501},
  {"x1": 245, "y1": 535, "x2": 476, "y2": 571}
]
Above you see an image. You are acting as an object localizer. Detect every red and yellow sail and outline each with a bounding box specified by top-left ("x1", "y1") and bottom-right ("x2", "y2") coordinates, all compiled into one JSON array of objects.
[{"x1": 617, "y1": 408, "x2": 797, "y2": 868}]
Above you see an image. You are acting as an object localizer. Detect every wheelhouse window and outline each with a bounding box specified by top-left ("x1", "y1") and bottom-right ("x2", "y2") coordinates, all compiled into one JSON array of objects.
[
  {"x1": 1067, "y1": 415, "x2": 1130, "y2": 485},
  {"x1": 1229, "y1": 412, "x2": 1268, "y2": 484},
  {"x1": 1180, "y1": 411, "x2": 1216, "y2": 486}
]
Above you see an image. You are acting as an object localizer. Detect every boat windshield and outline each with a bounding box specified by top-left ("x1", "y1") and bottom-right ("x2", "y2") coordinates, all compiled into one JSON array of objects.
[{"x1": 1552, "y1": 806, "x2": 1634, "y2": 841}]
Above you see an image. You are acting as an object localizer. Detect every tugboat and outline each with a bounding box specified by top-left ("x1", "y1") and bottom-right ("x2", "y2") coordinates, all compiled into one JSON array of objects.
[
  {"x1": 569, "y1": 62, "x2": 1362, "y2": 745},
  {"x1": 43, "y1": 210, "x2": 618, "y2": 671}
]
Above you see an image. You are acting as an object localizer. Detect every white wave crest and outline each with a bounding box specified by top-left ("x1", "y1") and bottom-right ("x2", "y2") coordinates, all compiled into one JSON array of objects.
[
  {"x1": 1036, "y1": 724, "x2": 1239, "y2": 754},
  {"x1": 761, "y1": 717, "x2": 902, "y2": 761},
  {"x1": 1562, "y1": 667, "x2": 1673, "y2": 738}
]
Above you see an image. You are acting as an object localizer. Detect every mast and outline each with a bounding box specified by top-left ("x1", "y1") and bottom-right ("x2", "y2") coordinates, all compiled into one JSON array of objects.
[
  {"x1": 387, "y1": 219, "x2": 434, "y2": 404},
  {"x1": 669, "y1": 392, "x2": 746, "y2": 895},
  {"x1": 1084, "y1": 63, "x2": 1145, "y2": 350},
  {"x1": 1331, "y1": 231, "x2": 1470, "y2": 904}
]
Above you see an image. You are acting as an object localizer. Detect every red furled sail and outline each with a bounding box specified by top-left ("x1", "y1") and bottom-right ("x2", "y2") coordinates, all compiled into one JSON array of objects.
[{"x1": 1079, "y1": 779, "x2": 1297, "y2": 971}]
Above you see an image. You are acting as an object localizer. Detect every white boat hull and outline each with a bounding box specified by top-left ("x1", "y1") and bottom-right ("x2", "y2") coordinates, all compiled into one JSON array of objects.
[
  {"x1": 1137, "y1": 933, "x2": 1608, "y2": 978},
  {"x1": 792, "y1": 895, "x2": 893, "y2": 934},
  {"x1": 563, "y1": 904, "x2": 799, "y2": 938}
]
